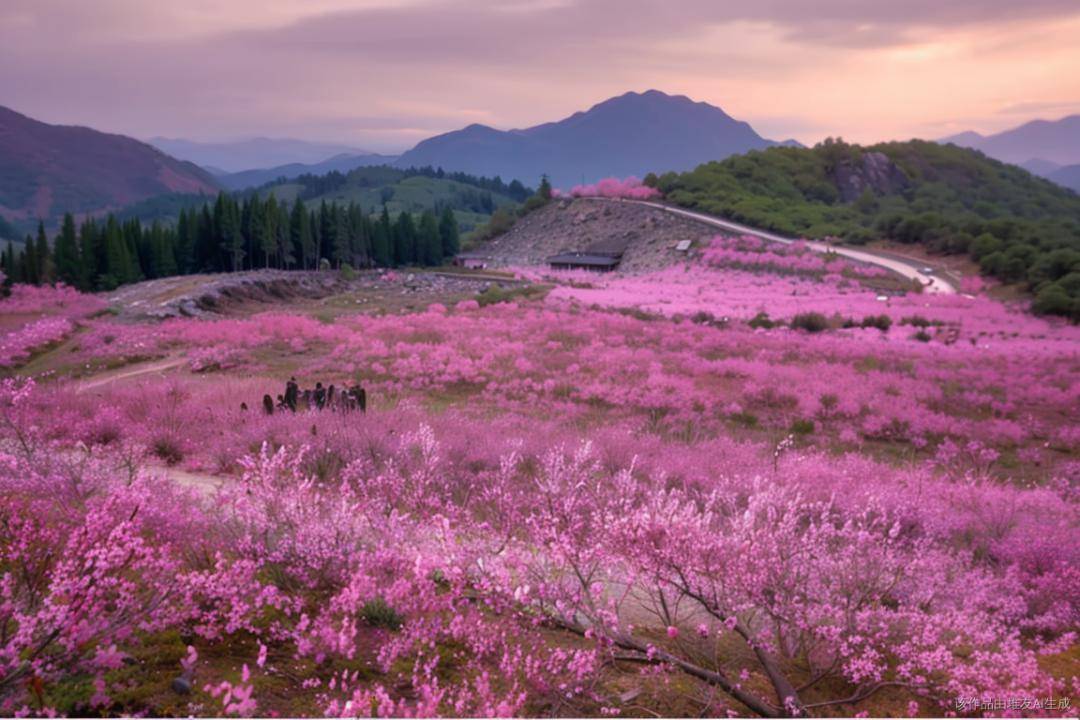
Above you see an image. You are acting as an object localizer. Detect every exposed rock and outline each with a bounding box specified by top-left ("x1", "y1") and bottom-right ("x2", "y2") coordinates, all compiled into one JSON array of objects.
[
  {"x1": 171, "y1": 676, "x2": 193, "y2": 695},
  {"x1": 479, "y1": 198, "x2": 714, "y2": 273},
  {"x1": 832, "y1": 151, "x2": 910, "y2": 202}
]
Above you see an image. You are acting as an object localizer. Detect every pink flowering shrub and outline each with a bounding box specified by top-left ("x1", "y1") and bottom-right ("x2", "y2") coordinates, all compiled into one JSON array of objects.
[
  {"x1": 557, "y1": 176, "x2": 661, "y2": 200},
  {"x1": 2, "y1": 241, "x2": 1077, "y2": 715},
  {"x1": 0, "y1": 317, "x2": 74, "y2": 367},
  {"x1": 0, "y1": 283, "x2": 106, "y2": 368},
  {"x1": 0, "y1": 283, "x2": 105, "y2": 318},
  {"x1": 3, "y1": 371, "x2": 1078, "y2": 715},
  {"x1": 701, "y1": 235, "x2": 888, "y2": 281}
]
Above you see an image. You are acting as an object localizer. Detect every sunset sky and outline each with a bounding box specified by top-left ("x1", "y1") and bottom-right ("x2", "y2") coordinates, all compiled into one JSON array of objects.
[{"x1": 2, "y1": 0, "x2": 1079, "y2": 152}]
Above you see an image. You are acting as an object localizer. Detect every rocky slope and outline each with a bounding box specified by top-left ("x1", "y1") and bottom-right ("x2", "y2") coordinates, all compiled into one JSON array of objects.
[{"x1": 479, "y1": 198, "x2": 715, "y2": 272}]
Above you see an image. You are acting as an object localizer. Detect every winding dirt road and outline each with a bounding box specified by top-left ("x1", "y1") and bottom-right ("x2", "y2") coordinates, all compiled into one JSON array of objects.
[{"x1": 599, "y1": 198, "x2": 958, "y2": 294}]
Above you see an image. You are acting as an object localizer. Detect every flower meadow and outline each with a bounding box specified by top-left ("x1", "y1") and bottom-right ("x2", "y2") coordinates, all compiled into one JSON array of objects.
[
  {"x1": 555, "y1": 176, "x2": 662, "y2": 200},
  {"x1": 0, "y1": 259, "x2": 1078, "y2": 717}
]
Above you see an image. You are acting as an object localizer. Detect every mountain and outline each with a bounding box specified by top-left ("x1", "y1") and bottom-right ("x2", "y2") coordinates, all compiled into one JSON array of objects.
[
  {"x1": 939, "y1": 130, "x2": 985, "y2": 147},
  {"x1": 940, "y1": 115, "x2": 1080, "y2": 166},
  {"x1": 149, "y1": 137, "x2": 375, "y2": 174},
  {"x1": 215, "y1": 152, "x2": 398, "y2": 191},
  {"x1": 394, "y1": 90, "x2": 778, "y2": 188},
  {"x1": 0, "y1": 105, "x2": 219, "y2": 226},
  {"x1": 1048, "y1": 164, "x2": 1080, "y2": 193},
  {"x1": 1019, "y1": 158, "x2": 1061, "y2": 177}
]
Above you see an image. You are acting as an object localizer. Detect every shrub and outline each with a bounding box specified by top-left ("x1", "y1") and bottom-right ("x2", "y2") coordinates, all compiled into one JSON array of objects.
[
  {"x1": 790, "y1": 418, "x2": 815, "y2": 435},
  {"x1": 748, "y1": 311, "x2": 775, "y2": 329},
  {"x1": 1031, "y1": 283, "x2": 1072, "y2": 318},
  {"x1": 860, "y1": 314, "x2": 893, "y2": 331},
  {"x1": 360, "y1": 597, "x2": 404, "y2": 631},
  {"x1": 151, "y1": 436, "x2": 184, "y2": 466},
  {"x1": 790, "y1": 312, "x2": 829, "y2": 333}
]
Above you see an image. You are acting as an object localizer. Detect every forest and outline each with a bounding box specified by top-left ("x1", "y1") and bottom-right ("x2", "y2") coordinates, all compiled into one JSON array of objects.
[{"x1": 0, "y1": 193, "x2": 461, "y2": 292}]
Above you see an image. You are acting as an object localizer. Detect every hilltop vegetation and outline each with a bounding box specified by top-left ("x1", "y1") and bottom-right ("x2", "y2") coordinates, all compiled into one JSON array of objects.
[
  {"x1": 253, "y1": 165, "x2": 531, "y2": 235},
  {"x1": 656, "y1": 139, "x2": 1080, "y2": 318}
]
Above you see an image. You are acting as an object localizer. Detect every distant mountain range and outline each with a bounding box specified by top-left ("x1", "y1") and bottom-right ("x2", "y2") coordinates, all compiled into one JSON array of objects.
[
  {"x1": 148, "y1": 137, "x2": 377, "y2": 174},
  {"x1": 214, "y1": 152, "x2": 399, "y2": 191},
  {"x1": 393, "y1": 90, "x2": 794, "y2": 189},
  {"x1": 940, "y1": 115, "x2": 1080, "y2": 191},
  {"x1": 0, "y1": 105, "x2": 219, "y2": 229}
]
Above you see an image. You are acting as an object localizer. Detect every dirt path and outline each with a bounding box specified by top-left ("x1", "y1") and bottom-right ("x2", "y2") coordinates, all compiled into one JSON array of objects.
[
  {"x1": 163, "y1": 466, "x2": 226, "y2": 495},
  {"x1": 76, "y1": 356, "x2": 187, "y2": 393}
]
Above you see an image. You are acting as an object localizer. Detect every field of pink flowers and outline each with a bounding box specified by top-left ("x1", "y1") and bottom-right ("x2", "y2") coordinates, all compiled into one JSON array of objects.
[{"x1": 0, "y1": 257, "x2": 1077, "y2": 717}]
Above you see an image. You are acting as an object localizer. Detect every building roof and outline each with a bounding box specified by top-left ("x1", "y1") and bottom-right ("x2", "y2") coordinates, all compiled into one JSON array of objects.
[
  {"x1": 547, "y1": 252, "x2": 621, "y2": 267},
  {"x1": 455, "y1": 250, "x2": 493, "y2": 259}
]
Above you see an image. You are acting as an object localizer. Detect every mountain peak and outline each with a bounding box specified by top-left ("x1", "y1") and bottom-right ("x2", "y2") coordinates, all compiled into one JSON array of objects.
[
  {"x1": 939, "y1": 114, "x2": 1080, "y2": 166},
  {"x1": 395, "y1": 90, "x2": 774, "y2": 188}
]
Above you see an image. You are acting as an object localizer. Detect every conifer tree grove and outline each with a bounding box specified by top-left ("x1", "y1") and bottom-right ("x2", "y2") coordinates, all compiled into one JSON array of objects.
[{"x1": 1, "y1": 191, "x2": 461, "y2": 293}]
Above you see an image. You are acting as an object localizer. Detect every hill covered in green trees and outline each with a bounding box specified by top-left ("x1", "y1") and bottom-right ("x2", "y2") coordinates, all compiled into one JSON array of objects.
[
  {"x1": 104, "y1": 166, "x2": 531, "y2": 238},
  {"x1": 653, "y1": 139, "x2": 1080, "y2": 319},
  {"x1": 254, "y1": 165, "x2": 530, "y2": 236}
]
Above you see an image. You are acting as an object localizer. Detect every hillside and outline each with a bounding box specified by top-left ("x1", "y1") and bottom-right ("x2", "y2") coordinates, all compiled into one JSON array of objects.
[
  {"x1": 255, "y1": 165, "x2": 527, "y2": 234},
  {"x1": 1049, "y1": 164, "x2": 1080, "y2": 193},
  {"x1": 0, "y1": 106, "x2": 219, "y2": 229},
  {"x1": 148, "y1": 137, "x2": 378, "y2": 173},
  {"x1": 395, "y1": 90, "x2": 777, "y2": 188},
  {"x1": 214, "y1": 152, "x2": 398, "y2": 190},
  {"x1": 658, "y1": 139, "x2": 1080, "y2": 318},
  {"x1": 475, "y1": 197, "x2": 712, "y2": 272}
]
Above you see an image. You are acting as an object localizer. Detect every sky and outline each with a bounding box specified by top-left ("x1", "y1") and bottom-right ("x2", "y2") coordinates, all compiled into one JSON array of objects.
[{"x1": 2, "y1": 0, "x2": 1079, "y2": 153}]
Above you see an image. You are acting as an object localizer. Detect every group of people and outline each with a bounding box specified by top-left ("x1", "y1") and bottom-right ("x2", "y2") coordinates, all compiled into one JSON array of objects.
[{"x1": 257, "y1": 377, "x2": 368, "y2": 415}]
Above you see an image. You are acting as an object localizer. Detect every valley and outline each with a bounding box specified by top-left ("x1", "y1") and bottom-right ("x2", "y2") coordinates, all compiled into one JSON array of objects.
[{"x1": 0, "y1": 20, "x2": 1078, "y2": 715}]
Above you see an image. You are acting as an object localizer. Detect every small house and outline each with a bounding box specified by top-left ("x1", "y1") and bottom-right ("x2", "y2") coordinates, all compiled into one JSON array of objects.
[
  {"x1": 547, "y1": 252, "x2": 621, "y2": 272},
  {"x1": 454, "y1": 251, "x2": 493, "y2": 270}
]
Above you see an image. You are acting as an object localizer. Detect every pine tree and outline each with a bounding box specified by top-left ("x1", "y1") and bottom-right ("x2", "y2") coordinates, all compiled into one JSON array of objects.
[
  {"x1": 276, "y1": 200, "x2": 293, "y2": 268},
  {"x1": 1, "y1": 242, "x2": 15, "y2": 285},
  {"x1": 78, "y1": 219, "x2": 100, "y2": 291},
  {"x1": 35, "y1": 222, "x2": 53, "y2": 284},
  {"x1": 438, "y1": 206, "x2": 460, "y2": 258},
  {"x1": 174, "y1": 210, "x2": 195, "y2": 274},
  {"x1": 393, "y1": 212, "x2": 417, "y2": 266},
  {"x1": 538, "y1": 174, "x2": 553, "y2": 201},
  {"x1": 217, "y1": 193, "x2": 244, "y2": 271},
  {"x1": 418, "y1": 210, "x2": 442, "y2": 266},
  {"x1": 54, "y1": 214, "x2": 80, "y2": 285},
  {"x1": 195, "y1": 206, "x2": 215, "y2": 272},
  {"x1": 101, "y1": 217, "x2": 129, "y2": 290},
  {"x1": 290, "y1": 199, "x2": 313, "y2": 270},
  {"x1": 374, "y1": 206, "x2": 393, "y2": 267},
  {"x1": 332, "y1": 204, "x2": 350, "y2": 268},
  {"x1": 262, "y1": 196, "x2": 279, "y2": 268},
  {"x1": 23, "y1": 234, "x2": 38, "y2": 285}
]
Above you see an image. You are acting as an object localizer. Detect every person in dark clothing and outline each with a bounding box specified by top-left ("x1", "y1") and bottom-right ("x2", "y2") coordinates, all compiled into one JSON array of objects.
[
  {"x1": 357, "y1": 386, "x2": 367, "y2": 413},
  {"x1": 314, "y1": 382, "x2": 326, "y2": 410},
  {"x1": 327, "y1": 384, "x2": 336, "y2": 410},
  {"x1": 262, "y1": 394, "x2": 274, "y2": 415},
  {"x1": 285, "y1": 377, "x2": 299, "y2": 412},
  {"x1": 240, "y1": 402, "x2": 248, "y2": 412},
  {"x1": 276, "y1": 394, "x2": 287, "y2": 411}
]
